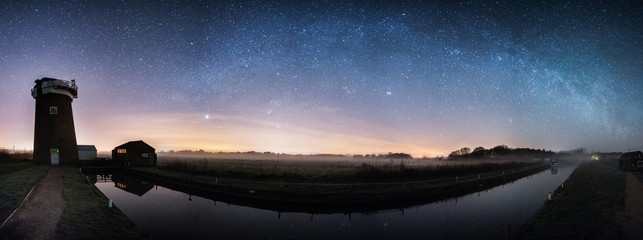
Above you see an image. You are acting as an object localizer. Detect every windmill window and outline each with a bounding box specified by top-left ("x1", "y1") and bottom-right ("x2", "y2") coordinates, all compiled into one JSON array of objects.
[
  {"x1": 50, "y1": 106, "x2": 58, "y2": 115},
  {"x1": 117, "y1": 149, "x2": 126, "y2": 154}
]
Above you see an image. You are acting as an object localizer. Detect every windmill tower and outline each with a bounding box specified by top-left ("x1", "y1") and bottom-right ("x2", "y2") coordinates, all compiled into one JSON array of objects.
[{"x1": 31, "y1": 77, "x2": 79, "y2": 164}]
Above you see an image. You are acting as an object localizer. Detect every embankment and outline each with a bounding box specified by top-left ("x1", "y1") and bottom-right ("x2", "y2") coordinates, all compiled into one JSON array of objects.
[
  {"x1": 0, "y1": 161, "x2": 149, "y2": 240},
  {"x1": 0, "y1": 160, "x2": 50, "y2": 223},
  {"x1": 117, "y1": 162, "x2": 550, "y2": 211},
  {"x1": 513, "y1": 160, "x2": 626, "y2": 240}
]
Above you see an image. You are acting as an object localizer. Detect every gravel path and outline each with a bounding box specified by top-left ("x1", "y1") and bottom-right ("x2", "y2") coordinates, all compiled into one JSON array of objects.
[
  {"x1": 623, "y1": 172, "x2": 643, "y2": 240},
  {"x1": 0, "y1": 167, "x2": 64, "y2": 240}
]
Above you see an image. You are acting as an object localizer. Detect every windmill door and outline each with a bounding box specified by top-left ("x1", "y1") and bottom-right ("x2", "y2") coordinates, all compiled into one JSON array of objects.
[{"x1": 50, "y1": 148, "x2": 59, "y2": 165}]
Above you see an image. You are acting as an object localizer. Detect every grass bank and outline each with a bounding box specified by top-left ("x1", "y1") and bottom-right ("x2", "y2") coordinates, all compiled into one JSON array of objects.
[
  {"x1": 56, "y1": 167, "x2": 150, "y2": 240},
  {"x1": 514, "y1": 160, "x2": 625, "y2": 240},
  {"x1": 127, "y1": 160, "x2": 548, "y2": 205},
  {"x1": 0, "y1": 159, "x2": 50, "y2": 222},
  {"x1": 161, "y1": 158, "x2": 540, "y2": 182}
]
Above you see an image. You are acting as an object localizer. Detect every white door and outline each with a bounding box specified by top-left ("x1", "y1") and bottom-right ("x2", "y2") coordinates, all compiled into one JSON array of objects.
[{"x1": 50, "y1": 148, "x2": 59, "y2": 165}]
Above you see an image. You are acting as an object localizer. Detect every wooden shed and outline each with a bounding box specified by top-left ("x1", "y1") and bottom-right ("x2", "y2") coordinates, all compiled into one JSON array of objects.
[
  {"x1": 618, "y1": 151, "x2": 643, "y2": 171},
  {"x1": 112, "y1": 140, "x2": 157, "y2": 167}
]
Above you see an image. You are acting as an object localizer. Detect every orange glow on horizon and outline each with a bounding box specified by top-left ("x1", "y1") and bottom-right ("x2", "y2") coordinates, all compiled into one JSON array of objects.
[
  {"x1": 71, "y1": 111, "x2": 455, "y2": 157},
  {"x1": 1, "y1": 102, "x2": 516, "y2": 158}
]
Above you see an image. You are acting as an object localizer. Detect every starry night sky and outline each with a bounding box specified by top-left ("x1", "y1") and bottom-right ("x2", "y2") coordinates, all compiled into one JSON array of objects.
[{"x1": 1, "y1": 1, "x2": 641, "y2": 156}]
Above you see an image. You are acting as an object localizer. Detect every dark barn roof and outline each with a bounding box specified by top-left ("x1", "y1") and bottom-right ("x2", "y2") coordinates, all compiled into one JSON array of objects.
[{"x1": 113, "y1": 140, "x2": 155, "y2": 151}]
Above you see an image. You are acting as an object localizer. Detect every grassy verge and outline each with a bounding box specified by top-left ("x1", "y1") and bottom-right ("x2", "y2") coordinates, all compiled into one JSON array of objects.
[
  {"x1": 0, "y1": 160, "x2": 50, "y2": 221},
  {"x1": 514, "y1": 160, "x2": 625, "y2": 240},
  {"x1": 55, "y1": 167, "x2": 150, "y2": 240}
]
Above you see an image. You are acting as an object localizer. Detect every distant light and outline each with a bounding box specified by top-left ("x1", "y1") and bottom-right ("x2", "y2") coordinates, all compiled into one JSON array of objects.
[{"x1": 205, "y1": 115, "x2": 210, "y2": 119}]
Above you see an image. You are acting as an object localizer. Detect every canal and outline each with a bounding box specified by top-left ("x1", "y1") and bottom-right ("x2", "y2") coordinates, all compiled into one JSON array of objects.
[{"x1": 93, "y1": 160, "x2": 581, "y2": 239}]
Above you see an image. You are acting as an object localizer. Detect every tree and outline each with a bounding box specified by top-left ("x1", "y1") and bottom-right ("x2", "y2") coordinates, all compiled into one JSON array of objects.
[
  {"x1": 460, "y1": 147, "x2": 471, "y2": 156},
  {"x1": 470, "y1": 147, "x2": 486, "y2": 157},
  {"x1": 492, "y1": 145, "x2": 510, "y2": 155},
  {"x1": 387, "y1": 152, "x2": 413, "y2": 159},
  {"x1": 448, "y1": 150, "x2": 461, "y2": 159},
  {"x1": 473, "y1": 147, "x2": 485, "y2": 153}
]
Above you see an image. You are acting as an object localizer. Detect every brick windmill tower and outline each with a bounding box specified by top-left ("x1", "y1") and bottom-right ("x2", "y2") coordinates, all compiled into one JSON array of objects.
[{"x1": 31, "y1": 77, "x2": 79, "y2": 164}]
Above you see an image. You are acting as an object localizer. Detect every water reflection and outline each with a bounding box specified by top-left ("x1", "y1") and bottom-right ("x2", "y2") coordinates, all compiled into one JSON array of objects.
[{"x1": 94, "y1": 160, "x2": 581, "y2": 240}]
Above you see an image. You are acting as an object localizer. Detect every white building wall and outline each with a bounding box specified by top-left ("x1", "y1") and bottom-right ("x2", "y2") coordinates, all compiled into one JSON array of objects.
[{"x1": 78, "y1": 145, "x2": 97, "y2": 160}]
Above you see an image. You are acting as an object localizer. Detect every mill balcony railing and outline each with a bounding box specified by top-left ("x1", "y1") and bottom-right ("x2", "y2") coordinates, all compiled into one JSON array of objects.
[{"x1": 32, "y1": 78, "x2": 78, "y2": 98}]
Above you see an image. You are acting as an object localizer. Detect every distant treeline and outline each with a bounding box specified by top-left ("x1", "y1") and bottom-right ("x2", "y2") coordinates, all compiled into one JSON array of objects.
[
  {"x1": 0, "y1": 148, "x2": 32, "y2": 160},
  {"x1": 447, "y1": 145, "x2": 556, "y2": 159},
  {"x1": 351, "y1": 152, "x2": 414, "y2": 159}
]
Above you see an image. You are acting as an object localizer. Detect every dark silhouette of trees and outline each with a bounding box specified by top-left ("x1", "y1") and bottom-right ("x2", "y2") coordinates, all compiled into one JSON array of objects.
[
  {"x1": 448, "y1": 147, "x2": 472, "y2": 158},
  {"x1": 386, "y1": 152, "x2": 413, "y2": 159},
  {"x1": 473, "y1": 146, "x2": 485, "y2": 153},
  {"x1": 470, "y1": 147, "x2": 486, "y2": 157},
  {"x1": 359, "y1": 152, "x2": 413, "y2": 159},
  {"x1": 491, "y1": 145, "x2": 510, "y2": 155},
  {"x1": 447, "y1": 145, "x2": 555, "y2": 160},
  {"x1": 460, "y1": 147, "x2": 471, "y2": 155}
]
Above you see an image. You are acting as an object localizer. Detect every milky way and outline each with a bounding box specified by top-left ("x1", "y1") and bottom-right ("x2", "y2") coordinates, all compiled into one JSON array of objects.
[{"x1": 1, "y1": 1, "x2": 641, "y2": 156}]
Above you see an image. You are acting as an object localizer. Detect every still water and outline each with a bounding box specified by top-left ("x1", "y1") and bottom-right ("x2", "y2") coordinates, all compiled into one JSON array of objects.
[{"x1": 94, "y1": 161, "x2": 580, "y2": 240}]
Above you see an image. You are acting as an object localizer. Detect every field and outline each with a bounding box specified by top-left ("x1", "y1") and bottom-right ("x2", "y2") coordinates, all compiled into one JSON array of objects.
[
  {"x1": 156, "y1": 152, "x2": 542, "y2": 182},
  {"x1": 119, "y1": 153, "x2": 551, "y2": 206}
]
